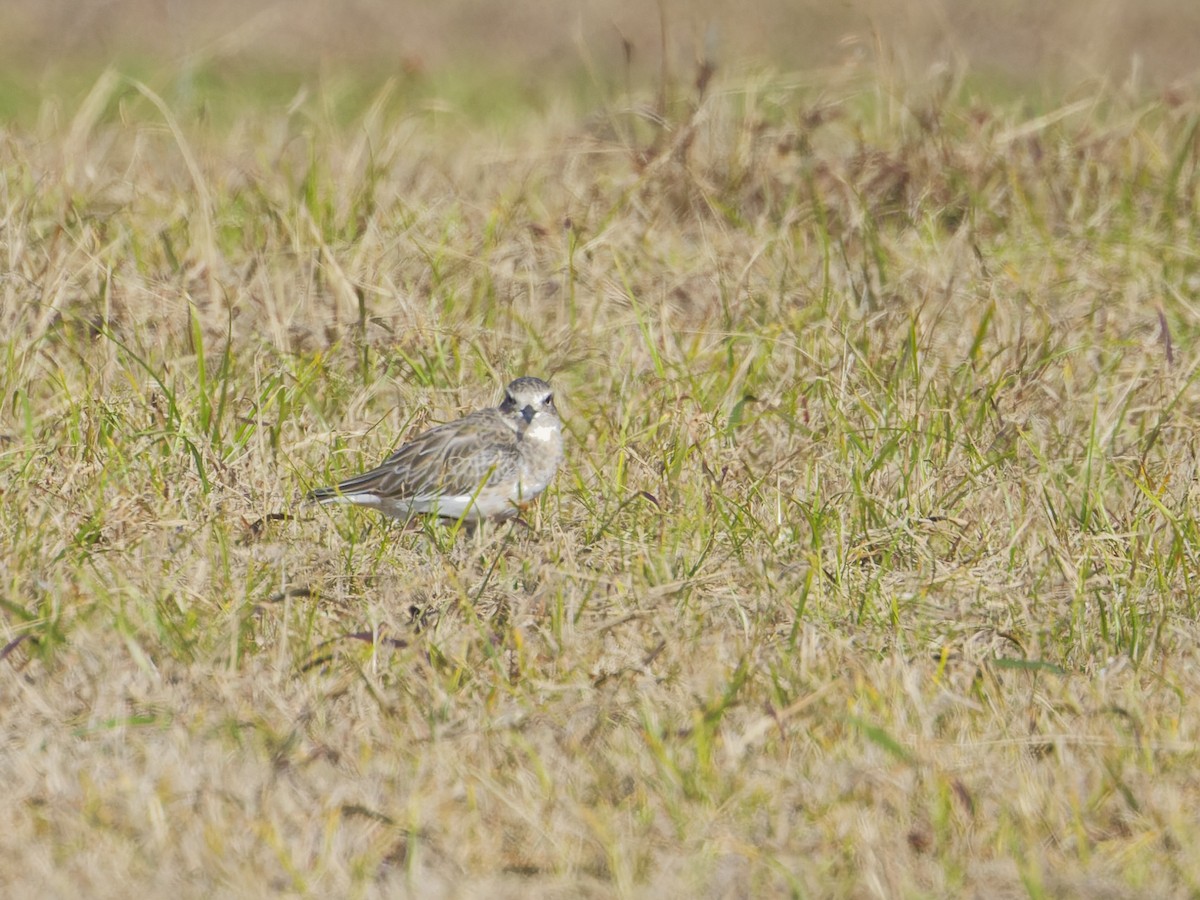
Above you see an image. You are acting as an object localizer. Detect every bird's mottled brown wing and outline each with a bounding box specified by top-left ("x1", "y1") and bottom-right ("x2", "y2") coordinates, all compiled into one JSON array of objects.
[{"x1": 327, "y1": 408, "x2": 521, "y2": 501}]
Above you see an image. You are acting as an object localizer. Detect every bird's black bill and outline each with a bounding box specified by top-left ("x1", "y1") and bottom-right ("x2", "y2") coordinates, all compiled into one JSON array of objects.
[{"x1": 521, "y1": 405, "x2": 535, "y2": 424}]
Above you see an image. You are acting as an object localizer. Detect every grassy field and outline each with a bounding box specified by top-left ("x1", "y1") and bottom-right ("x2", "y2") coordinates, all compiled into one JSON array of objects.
[{"x1": 5, "y1": 52, "x2": 1200, "y2": 898}]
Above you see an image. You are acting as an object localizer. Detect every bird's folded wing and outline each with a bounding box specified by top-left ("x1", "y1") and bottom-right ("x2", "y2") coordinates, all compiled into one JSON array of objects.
[{"x1": 333, "y1": 409, "x2": 521, "y2": 499}]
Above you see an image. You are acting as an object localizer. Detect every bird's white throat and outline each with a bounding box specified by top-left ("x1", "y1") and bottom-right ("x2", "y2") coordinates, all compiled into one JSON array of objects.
[{"x1": 524, "y1": 422, "x2": 559, "y2": 443}]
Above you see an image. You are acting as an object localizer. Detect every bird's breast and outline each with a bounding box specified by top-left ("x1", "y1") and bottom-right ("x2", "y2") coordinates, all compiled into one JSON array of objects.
[{"x1": 523, "y1": 422, "x2": 560, "y2": 443}]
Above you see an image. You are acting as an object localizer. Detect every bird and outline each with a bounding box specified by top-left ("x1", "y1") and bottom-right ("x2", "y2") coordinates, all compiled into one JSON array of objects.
[{"x1": 307, "y1": 376, "x2": 564, "y2": 524}]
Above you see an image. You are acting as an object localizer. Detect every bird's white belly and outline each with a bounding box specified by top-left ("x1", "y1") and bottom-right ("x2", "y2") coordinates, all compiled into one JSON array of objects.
[
  {"x1": 411, "y1": 493, "x2": 499, "y2": 520},
  {"x1": 332, "y1": 491, "x2": 486, "y2": 520}
]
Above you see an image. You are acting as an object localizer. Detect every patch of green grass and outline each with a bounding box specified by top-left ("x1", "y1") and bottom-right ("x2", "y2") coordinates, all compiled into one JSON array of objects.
[{"x1": 5, "y1": 57, "x2": 1200, "y2": 898}]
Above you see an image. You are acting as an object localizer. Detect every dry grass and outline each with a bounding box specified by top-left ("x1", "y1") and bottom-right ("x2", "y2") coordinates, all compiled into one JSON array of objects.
[{"x1": 5, "y1": 55, "x2": 1200, "y2": 898}]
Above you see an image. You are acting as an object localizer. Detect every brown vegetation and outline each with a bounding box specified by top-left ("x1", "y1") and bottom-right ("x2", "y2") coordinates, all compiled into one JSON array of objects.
[{"x1": 3, "y1": 14, "x2": 1200, "y2": 897}]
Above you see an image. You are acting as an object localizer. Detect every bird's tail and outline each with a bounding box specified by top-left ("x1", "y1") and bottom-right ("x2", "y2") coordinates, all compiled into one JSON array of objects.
[{"x1": 306, "y1": 485, "x2": 344, "y2": 505}]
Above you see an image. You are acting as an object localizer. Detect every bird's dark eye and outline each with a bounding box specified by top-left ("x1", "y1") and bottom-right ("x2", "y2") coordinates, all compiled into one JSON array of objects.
[{"x1": 544, "y1": 394, "x2": 554, "y2": 405}]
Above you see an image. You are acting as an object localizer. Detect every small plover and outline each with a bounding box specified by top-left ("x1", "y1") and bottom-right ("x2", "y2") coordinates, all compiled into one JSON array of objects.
[{"x1": 308, "y1": 376, "x2": 564, "y2": 523}]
